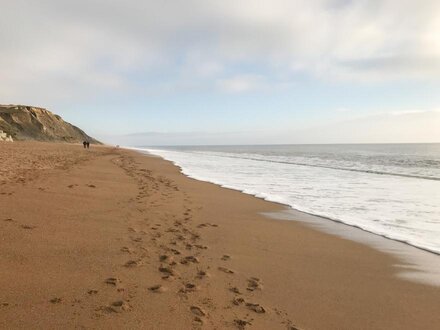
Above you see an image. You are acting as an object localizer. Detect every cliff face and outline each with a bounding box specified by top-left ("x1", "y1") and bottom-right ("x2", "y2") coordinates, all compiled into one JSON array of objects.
[{"x1": 0, "y1": 105, "x2": 100, "y2": 144}]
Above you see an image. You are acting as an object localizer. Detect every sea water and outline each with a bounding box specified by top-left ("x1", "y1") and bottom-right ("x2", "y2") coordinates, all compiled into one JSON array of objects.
[{"x1": 136, "y1": 144, "x2": 440, "y2": 255}]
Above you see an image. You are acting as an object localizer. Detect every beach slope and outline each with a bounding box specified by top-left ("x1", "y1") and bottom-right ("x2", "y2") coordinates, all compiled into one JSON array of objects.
[{"x1": 0, "y1": 142, "x2": 439, "y2": 329}]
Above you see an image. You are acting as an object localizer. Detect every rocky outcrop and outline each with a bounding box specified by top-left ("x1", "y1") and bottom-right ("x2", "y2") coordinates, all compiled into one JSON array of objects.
[
  {"x1": 0, "y1": 105, "x2": 100, "y2": 143},
  {"x1": 0, "y1": 130, "x2": 13, "y2": 142}
]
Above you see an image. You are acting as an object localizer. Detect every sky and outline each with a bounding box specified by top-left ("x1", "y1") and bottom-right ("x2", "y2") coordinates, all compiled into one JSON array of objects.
[{"x1": 1, "y1": 0, "x2": 440, "y2": 145}]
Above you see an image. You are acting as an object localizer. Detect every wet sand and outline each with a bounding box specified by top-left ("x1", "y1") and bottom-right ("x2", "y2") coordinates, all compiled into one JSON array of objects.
[{"x1": 1, "y1": 142, "x2": 439, "y2": 329}]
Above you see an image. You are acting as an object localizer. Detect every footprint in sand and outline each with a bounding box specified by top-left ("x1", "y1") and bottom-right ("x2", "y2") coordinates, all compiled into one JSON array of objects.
[
  {"x1": 218, "y1": 267, "x2": 235, "y2": 274},
  {"x1": 247, "y1": 277, "x2": 263, "y2": 291},
  {"x1": 196, "y1": 270, "x2": 209, "y2": 279},
  {"x1": 193, "y1": 316, "x2": 204, "y2": 326},
  {"x1": 232, "y1": 297, "x2": 245, "y2": 306},
  {"x1": 3, "y1": 218, "x2": 14, "y2": 222},
  {"x1": 104, "y1": 277, "x2": 121, "y2": 286},
  {"x1": 158, "y1": 266, "x2": 178, "y2": 279},
  {"x1": 191, "y1": 233, "x2": 200, "y2": 241},
  {"x1": 87, "y1": 290, "x2": 98, "y2": 295},
  {"x1": 245, "y1": 303, "x2": 266, "y2": 314},
  {"x1": 124, "y1": 260, "x2": 142, "y2": 268},
  {"x1": 230, "y1": 287, "x2": 241, "y2": 294},
  {"x1": 190, "y1": 306, "x2": 206, "y2": 317},
  {"x1": 179, "y1": 283, "x2": 198, "y2": 293},
  {"x1": 159, "y1": 255, "x2": 176, "y2": 266},
  {"x1": 221, "y1": 255, "x2": 231, "y2": 261},
  {"x1": 185, "y1": 283, "x2": 198, "y2": 290},
  {"x1": 100, "y1": 300, "x2": 131, "y2": 313},
  {"x1": 180, "y1": 256, "x2": 199, "y2": 265},
  {"x1": 170, "y1": 248, "x2": 181, "y2": 255},
  {"x1": 231, "y1": 297, "x2": 265, "y2": 314},
  {"x1": 148, "y1": 284, "x2": 166, "y2": 293},
  {"x1": 152, "y1": 232, "x2": 162, "y2": 238},
  {"x1": 121, "y1": 246, "x2": 134, "y2": 254},
  {"x1": 159, "y1": 254, "x2": 171, "y2": 262},
  {"x1": 21, "y1": 224, "x2": 36, "y2": 230},
  {"x1": 86, "y1": 184, "x2": 96, "y2": 188},
  {"x1": 50, "y1": 298, "x2": 62, "y2": 304},
  {"x1": 197, "y1": 223, "x2": 219, "y2": 228},
  {"x1": 234, "y1": 319, "x2": 252, "y2": 329}
]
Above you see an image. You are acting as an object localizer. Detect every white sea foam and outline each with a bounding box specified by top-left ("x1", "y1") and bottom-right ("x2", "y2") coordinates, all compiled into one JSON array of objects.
[{"x1": 133, "y1": 144, "x2": 440, "y2": 255}]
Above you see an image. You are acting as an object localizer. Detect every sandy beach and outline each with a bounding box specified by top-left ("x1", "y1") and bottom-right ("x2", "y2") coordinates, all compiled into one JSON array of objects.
[{"x1": 1, "y1": 142, "x2": 439, "y2": 329}]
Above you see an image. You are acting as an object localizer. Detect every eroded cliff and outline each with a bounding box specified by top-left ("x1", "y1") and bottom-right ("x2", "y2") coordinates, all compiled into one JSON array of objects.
[{"x1": 0, "y1": 105, "x2": 99, "y2": 143}]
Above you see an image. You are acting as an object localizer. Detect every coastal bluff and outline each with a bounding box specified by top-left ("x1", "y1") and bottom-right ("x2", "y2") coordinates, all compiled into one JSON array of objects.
[{"x1": 0, "y1": 105, "x2": 99, "y2": 143}]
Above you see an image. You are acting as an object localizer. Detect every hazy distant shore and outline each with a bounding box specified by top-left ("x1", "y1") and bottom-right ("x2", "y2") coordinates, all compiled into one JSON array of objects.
[{"x1": 1, "y1": 142, "x2": 439, "y2": 329}]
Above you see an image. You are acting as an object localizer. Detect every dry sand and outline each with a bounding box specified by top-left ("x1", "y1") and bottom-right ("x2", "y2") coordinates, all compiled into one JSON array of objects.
[{"x1": 0, "y1": 142, "x2": 439, "y2": 329}]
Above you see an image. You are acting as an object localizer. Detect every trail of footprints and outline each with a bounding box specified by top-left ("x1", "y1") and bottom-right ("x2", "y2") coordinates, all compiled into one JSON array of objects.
[
  {"x1": 43, "y1": 154, "x2": 297, "y2": 329},
  {"x1": 2, "y1": 217, "x2": 37, "y2": 231},
  {"x1": 116, "y1": 154, "x2": 297, "y2": 328}
]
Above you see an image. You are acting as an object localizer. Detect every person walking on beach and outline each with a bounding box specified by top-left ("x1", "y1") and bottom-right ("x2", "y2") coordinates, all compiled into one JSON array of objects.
[
  {"x1": 83, "y1": 141, "x2": 87, "y2": 148},
  {"x1": 86, "y1": 141, "x2": 90, "y2": 149}
]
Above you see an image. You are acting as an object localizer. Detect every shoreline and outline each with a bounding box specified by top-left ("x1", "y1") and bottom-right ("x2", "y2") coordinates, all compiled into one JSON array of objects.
[
  {"x1": 265, "y1": 209, "x2": 440, "y2": 287},
  {"x1": 1, "y1": 142, "x2": 439, "y2": 329},
  {"x1": 137, "y1": 147, "x2": 440, "y2": 257}
]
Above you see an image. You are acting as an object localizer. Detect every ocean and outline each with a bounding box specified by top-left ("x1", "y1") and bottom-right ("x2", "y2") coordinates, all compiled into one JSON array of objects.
[{"x1": 136, "y1": 144, "x2": 440, "y2": 255}]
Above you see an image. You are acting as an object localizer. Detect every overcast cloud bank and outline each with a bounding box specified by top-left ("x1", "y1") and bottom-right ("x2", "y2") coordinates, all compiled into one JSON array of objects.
[
  {"x1": 1, "y1": 0, "x2": 439, "y2": 144},
  {"x1": 2, "y1": 0, "x2": 440, "y2": 102}
]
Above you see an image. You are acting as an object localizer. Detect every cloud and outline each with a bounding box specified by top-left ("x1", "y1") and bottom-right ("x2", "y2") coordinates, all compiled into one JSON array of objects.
[
  {"x1": 1, "y1": 0, "x2": 440, "y2": 104},
  {"x1": 217, "y1": 74, "x2": 266, "y2": 93},
  {"x1": 336, "y1": 54, "x2": 440, "y2": 81}
]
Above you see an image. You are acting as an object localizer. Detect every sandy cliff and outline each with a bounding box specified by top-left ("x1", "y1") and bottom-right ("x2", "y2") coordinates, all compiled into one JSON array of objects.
[{"x1": 0, "y1": 105, "x2": 99, "y2": 143}]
